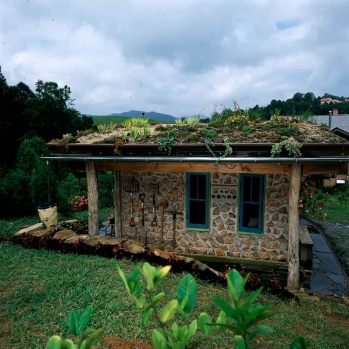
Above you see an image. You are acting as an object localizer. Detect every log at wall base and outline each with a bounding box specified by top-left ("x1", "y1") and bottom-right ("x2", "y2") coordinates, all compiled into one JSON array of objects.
[
  {"x1": 86, "y1": 162, "x2": 99, "y2": 236},
  {"x1": 287, "y1": 163, "x2": 301, "y2": 290}
]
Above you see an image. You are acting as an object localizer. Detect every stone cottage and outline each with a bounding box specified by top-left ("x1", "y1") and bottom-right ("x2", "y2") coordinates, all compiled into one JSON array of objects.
[{"x1": 44, "y1": 119, "x2": 349, "y2": 289}]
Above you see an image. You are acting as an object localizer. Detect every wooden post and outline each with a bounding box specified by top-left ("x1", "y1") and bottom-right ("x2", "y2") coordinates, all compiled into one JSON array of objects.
[
  {"x1": 287, "y1": 163, "x2": 302, "y2": 290},
  {"x1": 114, "y1": 170, "x2": 122, "y2": 238},
  {"x1": 86, "y1": 162, "x2": 99, "y2": 236}
]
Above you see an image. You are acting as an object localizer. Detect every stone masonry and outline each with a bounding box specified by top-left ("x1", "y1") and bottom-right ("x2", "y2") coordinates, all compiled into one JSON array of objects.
[{"x1": 120, "y1": 171, "x2": 290, "y2": 263}]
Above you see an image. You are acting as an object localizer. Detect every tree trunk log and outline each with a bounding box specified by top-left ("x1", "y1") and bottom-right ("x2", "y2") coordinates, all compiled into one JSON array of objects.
[
  {"x1": 287, "y1": 163, "x2": 302, "y2": 290},
  {"x1": 86, "y1": 162, "x2": 99, "y2": 236},
  {"x1": 114, "y1": 171, "x2": 122, "y2": 238}
]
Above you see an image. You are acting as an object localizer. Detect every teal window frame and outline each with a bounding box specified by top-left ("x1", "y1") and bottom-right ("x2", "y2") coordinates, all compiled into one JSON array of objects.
[
  {"x1": 186, "y1": 173, "x2": 209, "y2": 229},
  {"x1": 239, "y1": 174, "x2": 264, "y2": 234}
]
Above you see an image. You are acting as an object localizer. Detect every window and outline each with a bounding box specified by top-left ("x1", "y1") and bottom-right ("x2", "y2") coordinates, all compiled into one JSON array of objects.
[
  {"x1": 239, "y1": 174, "x2": 264, "y2": 234},
  {"x1": 186, "y1": 173, "x2": 209, "y2": 229}
]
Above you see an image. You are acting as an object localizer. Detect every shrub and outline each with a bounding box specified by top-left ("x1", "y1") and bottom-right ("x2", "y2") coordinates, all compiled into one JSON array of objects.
[{"x1": 299, "y1": 181, "x2": 327, "y2": 219}]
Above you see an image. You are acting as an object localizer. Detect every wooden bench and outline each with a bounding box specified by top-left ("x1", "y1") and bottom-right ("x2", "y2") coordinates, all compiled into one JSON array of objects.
[{"x1": 299, "y1": 225, "x2": 313, "y2": 268}]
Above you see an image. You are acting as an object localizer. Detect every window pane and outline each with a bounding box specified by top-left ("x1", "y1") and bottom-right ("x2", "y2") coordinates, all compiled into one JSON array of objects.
[
  {"x1": 251, "y1": 176, "x2": 260, "y2": 202},
  {"x1": 241, "y1": 203, "x2": 259, "y2": 228},
  {"x1": 239, "y1": 174, "x2": 264, "y2": 233},
  {"x1": 243, "y1": 176, "x2": 251, "y2": 201},
  {"x1": 189, "y1": 201, "x2": 206, "y2": 224},
  {"x1": 189, "y1": 174, "x2": 197, "y2": 198},
  {"x1": 198, "y1": 174, "x2": 207, "y2": 199}
]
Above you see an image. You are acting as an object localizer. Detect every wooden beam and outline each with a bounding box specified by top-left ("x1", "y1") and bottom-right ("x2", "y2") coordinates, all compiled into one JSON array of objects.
[
  {"x1": 287, "y1": 163, "x2": 301, "y2": 290},
  {"x1": 86, "y1": 162, "x2": 99, "y2": 236},
  {"x1": 302, "y1": 164, "x2": 345, "y2": 176},
  {"x1": 95, "y1": 162, "x2": 292, "y2": 175},
  {"x1": 113, "y1": 171, "x2": 122, "y2": 238}
]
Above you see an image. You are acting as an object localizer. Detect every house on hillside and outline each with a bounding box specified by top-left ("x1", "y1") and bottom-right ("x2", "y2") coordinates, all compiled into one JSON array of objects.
[
  {"x1": 320, "y1": 98, "x2": 342, "y2": 104},
  {"x1": 44, "y1": 118, "x2": 349, "y2": 289}
]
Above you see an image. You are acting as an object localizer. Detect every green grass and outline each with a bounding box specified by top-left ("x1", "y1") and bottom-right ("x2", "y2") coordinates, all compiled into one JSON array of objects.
[
  {"x1": 2, "y1": 186, "x2": 349, "y2": 349},
  {"x1": 1, "y1": 243, "x2": 349, "y2": 348},
  {"x1": 322, "y1": 187, "x2": 349, "y2": 224}
]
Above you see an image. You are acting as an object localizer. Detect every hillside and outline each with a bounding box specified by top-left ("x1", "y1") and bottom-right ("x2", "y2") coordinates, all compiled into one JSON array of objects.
[{"x1": 109, "y1": 110, "x2": 177, "y2": 122}]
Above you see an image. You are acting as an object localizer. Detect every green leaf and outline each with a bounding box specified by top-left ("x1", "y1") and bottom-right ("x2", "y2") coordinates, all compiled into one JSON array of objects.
[
  {"x1": 160, "y1": 299, "x2": 178, "y2": 323},
  {"x1": 78, "y1": 306, "x2": 93, "y2": 334},
  {"x1": 117, "y1": 264, "x2": 131, "y2": 294},
  {"x1": 60, "y1": 339, "x2": 76, "y2": 349},
  {"x1": 171, "y1": 322, "x2": 179, "y2": 337},
  {"x1": 245, "y1": 304, "x2": 273, "y2": 327},
  {"x1": 173, "y1": 343, "x2": 186, "y2": 349},
  {"x1": 152, "y1": 329, "x2": 166, "y2": 349},
  {"x1": 248, "y1": 325, "x2": 274, "y2": 341},
  {"x1": 227, "y1": 269, "x2": 245, "y2": 304},
  {"x1": 153, "y1": 265, "x2": 172, "y2": 289},
  {"x1": 136, "y1": 294, "x2": 146, "y2": 309},
  {"x1": 142, "y1": 262, "x2": 156, "y2": 291},
  {"x1": 234, "y1": 335, "x2": 247, "y2": 349},
  {"x1": 216, "y1": 310, "x2": 229, "y2": 329},
  {"x1": 141, "y1": 308, "x2": 154, "y2": 326},
  {"x1": 46, "y1": 335, "x2": 62, "y2": 349},
  {"x1": 199, "y1": 312, "x2": 211, "y2": 335},
  {"x1": 80, "y1": 328, "x2": 103, "y2": 349},
  {"x1": 68, "y1": 311, "x2": 80, "y2": 336},
  {"x1": 78, "y1": 328, "x2": 94, "y2": 348},
  {"x1": 213, "y1": 298, "x2": 242, "y2": 321},
  {"x1": 245, "y1": 286, "x2": 263, "y2": 309},
  {"x1": 290, "y1": 337, "x2": 307, "y2": 349},
  {"x1": 151, "y1": 292, "x2": 165, "y2": 304},
  {"x1": 128, "y1": 265, "x2": 141, "y2": 284},
  {"x1": 185, "y1": 320, "x2": 197, "y2": 341},
  {"x1": 176, "y1": 325, "x2": 187, "y2": 341},
  {"x1": 176, "y1": 274, "x2": 197, "y2": 315},
  {"x1": 157, "y1": 265, "x2": 171, "y2": 279},
  {"x1": 131, "y1": 280, "x2": 143, "y2": 297}
]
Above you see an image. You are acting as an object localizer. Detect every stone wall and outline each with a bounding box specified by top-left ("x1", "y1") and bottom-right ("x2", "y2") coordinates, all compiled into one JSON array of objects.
[{"x1": 120, "y1": 171, "x2": 290, "y2": 262}]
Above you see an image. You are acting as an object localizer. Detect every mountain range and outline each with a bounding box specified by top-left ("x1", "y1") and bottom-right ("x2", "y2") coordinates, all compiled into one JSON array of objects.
[
  {"x1": 109, "y1": 110, "x2": 177, "y2": 122},
  {"x1": 89, "y1": 110, "x2": 210, "y2": 122}
]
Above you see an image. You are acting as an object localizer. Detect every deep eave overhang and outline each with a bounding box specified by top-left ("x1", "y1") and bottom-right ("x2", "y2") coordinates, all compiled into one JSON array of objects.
[
  {"x1": 42, "y1": 155, "x2": 349, "y2": 165},
  {"x1": 46, "y1": 142, "x2": 349, "y2": 158}
]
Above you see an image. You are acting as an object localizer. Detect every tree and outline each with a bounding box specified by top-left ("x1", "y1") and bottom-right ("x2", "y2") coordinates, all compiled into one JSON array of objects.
[
  {"x1": 0, "y1": 68, "x2": 35, "y2": 166},
  {"x1": 24, "y1": 80, "x2": 80, "y2": 141}
]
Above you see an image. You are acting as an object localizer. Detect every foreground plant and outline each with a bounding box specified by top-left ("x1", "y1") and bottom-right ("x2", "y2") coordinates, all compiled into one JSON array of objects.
[
  {"x1": 46, "y1": 306, "x2": 103, "y2": 349},
  {"x1": 117, "y1": 262, "x2": 199, "y2": 349},
  {"x1": 199, "y1": 269, "x2": 307, "y2": 349}
]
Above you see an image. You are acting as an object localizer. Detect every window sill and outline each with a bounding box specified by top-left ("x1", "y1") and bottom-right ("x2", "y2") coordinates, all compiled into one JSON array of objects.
[
  {"x1": 236, "y1": 230, "x2": 263, "y2": 236},
  {"x1": 186, "y1": 227, "x2": 210, "y2": 232}
]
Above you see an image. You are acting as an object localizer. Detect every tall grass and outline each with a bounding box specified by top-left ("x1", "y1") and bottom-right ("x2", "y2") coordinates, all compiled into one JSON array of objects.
[{"x1": 322, "y1": 183, "x2": 349, "y2": 223}]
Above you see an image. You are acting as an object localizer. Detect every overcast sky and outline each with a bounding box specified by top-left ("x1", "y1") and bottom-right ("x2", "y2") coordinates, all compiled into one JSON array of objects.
[{"x1": 1, "y1": 0, "x2": 349, "y2": 117}]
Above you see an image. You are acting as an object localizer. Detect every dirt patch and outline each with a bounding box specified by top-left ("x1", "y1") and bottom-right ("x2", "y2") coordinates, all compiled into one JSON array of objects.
[{"x1": 323, "y1": 313, "x2": 347, "y2": 325}]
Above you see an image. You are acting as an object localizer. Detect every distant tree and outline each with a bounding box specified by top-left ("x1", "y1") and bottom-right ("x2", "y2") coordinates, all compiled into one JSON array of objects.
[
  {"x1": 304, "y1": 92, "x2": 316, "y2": 102},
  {"x1": 0, "y1": 68, "x2": 35, "y2": 166},
  {"x1": 24, "y1": 80, "x2": 82, "y2": 141},
  {"x1": 292, "y1": 92, "x2": 304, "y2": 103}
]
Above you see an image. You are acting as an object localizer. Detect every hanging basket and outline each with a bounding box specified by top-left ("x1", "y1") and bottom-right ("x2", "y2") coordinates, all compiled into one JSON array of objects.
[
  {"x1": 38, "y1": 203, "x2": 58, "y2": 228},
  {"x1": 72, "y1": 204, "x2": 87, "y2": 212}
]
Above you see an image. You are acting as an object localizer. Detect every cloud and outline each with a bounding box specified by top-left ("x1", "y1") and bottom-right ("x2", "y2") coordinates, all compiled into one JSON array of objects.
[{"x1": 1, "y1": 0, "x2": 349, "y2": 117}]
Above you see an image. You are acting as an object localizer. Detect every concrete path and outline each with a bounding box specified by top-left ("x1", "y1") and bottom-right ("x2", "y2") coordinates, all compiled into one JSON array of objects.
[{"x1": 304, "y1": 222, "x2": 348, "y2": 296}]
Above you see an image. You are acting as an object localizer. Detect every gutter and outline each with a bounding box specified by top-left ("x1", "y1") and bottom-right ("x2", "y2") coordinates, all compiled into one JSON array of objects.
[{"x1": 41, "y1": 155, "x2": 349, "y2": 165}]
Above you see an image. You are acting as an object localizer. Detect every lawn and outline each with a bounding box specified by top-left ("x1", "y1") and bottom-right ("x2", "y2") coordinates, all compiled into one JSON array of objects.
[
  {"x1": 1, "y1": 187, "x2": 349, "y2": 349},
  {"x1": 1, "y1": 241, "x2": 349, "y2": 349}
]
